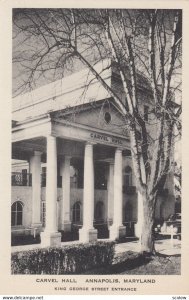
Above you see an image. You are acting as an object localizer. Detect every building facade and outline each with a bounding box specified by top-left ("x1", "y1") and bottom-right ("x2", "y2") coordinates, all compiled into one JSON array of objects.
[{"x1": 11, "y1": 61, "x2": 175, "y2": 246}]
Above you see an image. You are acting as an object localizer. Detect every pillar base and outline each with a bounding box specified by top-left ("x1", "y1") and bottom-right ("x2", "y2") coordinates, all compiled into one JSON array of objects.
[
  {"x1": 40, "y1": 231, "x2": 61, "y2": 247},
  {"x1": 109, "y1": 225, "x2": 126, "y2": 240},
  {"x1": 79, "y1": 227, "x2": 98, "y2": 243},
  {"x1": 59, "y1": 222, "x2": 72, "y2": 232}
]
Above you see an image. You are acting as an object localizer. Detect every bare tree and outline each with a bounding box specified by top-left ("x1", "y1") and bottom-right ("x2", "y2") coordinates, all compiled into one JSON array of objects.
[{"x1": 13, "y1": 9, "x2": 182, "y2": 254}]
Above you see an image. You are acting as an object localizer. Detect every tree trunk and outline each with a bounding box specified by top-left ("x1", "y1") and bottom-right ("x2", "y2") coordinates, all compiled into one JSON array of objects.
[{"x1": 140, "y1": 191, "x2": 156, "y2": 254}]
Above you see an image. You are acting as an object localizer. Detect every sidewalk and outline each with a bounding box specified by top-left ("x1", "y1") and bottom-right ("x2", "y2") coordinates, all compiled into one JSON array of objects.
[
  {"x1": 115, "y1": 238, "x2": 181, "y2": 256},
  {"x1": 11, "y1": 238, "x2": 181, "y2": 256},
  {"x1": 11, "y1": 239, "x2": 81, "y2": 253}
]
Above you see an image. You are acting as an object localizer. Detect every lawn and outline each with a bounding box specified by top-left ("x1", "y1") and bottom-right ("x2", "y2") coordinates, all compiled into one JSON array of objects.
[
  {"x1": 83, "y1": 251, "x2": 181, "y2": 275},
  {"x1": 115, "y1": 253, "x2": 181, "y2": 275}
]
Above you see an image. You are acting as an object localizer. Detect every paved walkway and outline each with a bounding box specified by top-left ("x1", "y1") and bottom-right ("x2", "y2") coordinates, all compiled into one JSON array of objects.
[
  {"x1": 11, "y1": 238, "x2": 181, "y2": 256},
  {"x1": 115, "y1": 238, "x2": 181, "y2": 256},
  {"x1": 11, "y1": 240, "x2": 81, "y2": 253}
]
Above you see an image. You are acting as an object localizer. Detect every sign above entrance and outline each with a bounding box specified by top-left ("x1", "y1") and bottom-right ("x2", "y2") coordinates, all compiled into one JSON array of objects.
[{"x1": 90, "y1": 132, "x2": 123, "y2": 146}]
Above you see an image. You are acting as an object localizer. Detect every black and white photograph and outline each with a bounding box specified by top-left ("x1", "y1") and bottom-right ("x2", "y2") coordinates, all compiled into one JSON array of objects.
[{"x1": 0, "y1": 0, "x2": 189, "y2": 297}]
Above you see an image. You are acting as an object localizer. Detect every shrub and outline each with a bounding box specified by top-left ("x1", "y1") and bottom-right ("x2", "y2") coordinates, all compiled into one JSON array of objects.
[
  {"x1": 11, "y1": 241, "x2": 115, "y2": 274},
  {"x1": 110, "y1": 251, "x2": 146, "y2": 274}
]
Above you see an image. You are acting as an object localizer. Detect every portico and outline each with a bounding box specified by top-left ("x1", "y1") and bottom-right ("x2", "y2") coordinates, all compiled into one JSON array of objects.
[{"x1": 12, "y1": 110, "x2": 131, "y2": 246}]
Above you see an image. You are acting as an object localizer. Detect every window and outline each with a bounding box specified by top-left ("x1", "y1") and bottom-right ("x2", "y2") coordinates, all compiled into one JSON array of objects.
[
  {"x1": 95, "y1": 201, "x2": 104, "y2": 221},
  {"x1": 124, "y1": 166, "x2": 132, "y2": 186},
  {"x1": 11, "y1": 201, "x2": 23, "y2": 226},
  {"x1": 104, "y1": 111, "x2": 111, "y2": 124},
  {"x1": 144, "y1": 105, "x2": 149, "y2": 121},
  {"x1": 72, "y1": 202, "x2": 81, "y2": 223}
]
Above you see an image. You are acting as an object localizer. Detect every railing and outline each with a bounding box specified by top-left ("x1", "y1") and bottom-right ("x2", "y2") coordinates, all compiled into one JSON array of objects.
[
  {"x1": 11, "y1": 172, "x2": 32, "y2": 186},
  {"x1": 11, "y1": 172, "x2": 62, "y2": 187},
  {"x1": 11, "y1": 227, "x2": 38, "y2": 238}
]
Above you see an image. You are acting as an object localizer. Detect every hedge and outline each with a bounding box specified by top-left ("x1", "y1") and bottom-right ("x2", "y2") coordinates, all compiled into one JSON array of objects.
[{"x1": 11, "y1": 241, "x2": 115, "y2": 274}]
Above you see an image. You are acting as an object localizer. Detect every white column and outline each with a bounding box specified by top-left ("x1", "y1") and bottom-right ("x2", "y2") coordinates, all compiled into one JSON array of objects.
[
  {"x1": 79, "y1": 142, "x2": 97, "y2": 242},
  {"x1": 29, "y1": 151, "x2": 42, "y2": 228},
  {"x1": 60, "y1": 155, "x2": 71, "y2": 231},
  {"x1": 107, "y1": 161, "x2": 114, "y2": 228},
  {"x1": 41, "y1": 135, "x2": 61, "y2": 247},
  {"x1": 109, "y1": 148, "x2": 126, "y2": 240}
]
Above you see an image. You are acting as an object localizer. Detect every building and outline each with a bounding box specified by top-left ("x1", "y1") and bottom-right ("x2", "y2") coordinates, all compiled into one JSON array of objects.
[{"x1": 11, "y1": 60, "x2": 175, "y2": 246}]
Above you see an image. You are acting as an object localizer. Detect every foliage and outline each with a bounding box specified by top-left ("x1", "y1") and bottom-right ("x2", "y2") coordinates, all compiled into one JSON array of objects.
[{"x1": 11, "y1": 241, "x2": 115, "y2": 274}]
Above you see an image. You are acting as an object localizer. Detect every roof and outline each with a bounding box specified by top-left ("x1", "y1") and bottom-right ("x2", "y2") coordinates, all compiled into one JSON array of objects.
[{"x1": 12, "y1": 60, "x2": 113, "y2": 121}]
